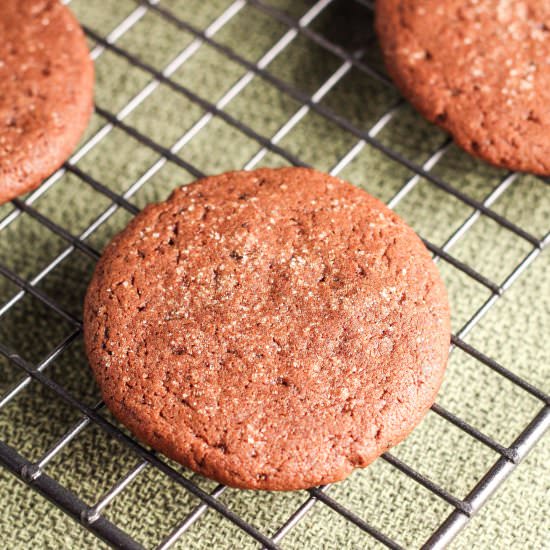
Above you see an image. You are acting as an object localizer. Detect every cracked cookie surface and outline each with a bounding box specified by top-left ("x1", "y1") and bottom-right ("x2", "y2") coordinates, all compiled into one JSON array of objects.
[
  {"x1": 376, "y1": 0, "x2": 550, "y2": 175},
  {"x1": 84, "y1": 168, "x2": 450, "y2": 490},
  {"x1": 0, "y1": 0, "x2": 94, "y2": 204}
]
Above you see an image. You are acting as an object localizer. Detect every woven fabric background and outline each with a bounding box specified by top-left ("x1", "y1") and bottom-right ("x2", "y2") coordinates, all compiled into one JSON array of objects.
[{"x1": 0, "y1": 0, "x2": 548, "y2": 548}]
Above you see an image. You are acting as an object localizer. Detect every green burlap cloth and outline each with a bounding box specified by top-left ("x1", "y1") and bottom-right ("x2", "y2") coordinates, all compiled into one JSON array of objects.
[{"x1": 0, "y1": 0, "x2": 548, "y2": 548}]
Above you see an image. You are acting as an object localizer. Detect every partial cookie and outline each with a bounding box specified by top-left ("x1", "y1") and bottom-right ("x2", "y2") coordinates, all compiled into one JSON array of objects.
[
  {"x1": 0, "y1": 0, "x2": 94, "y2": 204},
  {"x1": 376, "y1": 0, "x2": 550, "y2": 175},
  {"x1": 84, "y1": 168, "x2": 450, "y2": 491}
]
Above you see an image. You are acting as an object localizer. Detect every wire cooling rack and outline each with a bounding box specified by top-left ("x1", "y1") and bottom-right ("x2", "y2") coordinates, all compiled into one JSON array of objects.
[{"x1": 0, "y1": 0, "x2": 548, "y2": 548}]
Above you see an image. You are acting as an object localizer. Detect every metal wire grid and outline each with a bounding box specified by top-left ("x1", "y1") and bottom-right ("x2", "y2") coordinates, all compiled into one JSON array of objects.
[{"x1": 0, "y1": 0, "x2": 548, "y2": 548}]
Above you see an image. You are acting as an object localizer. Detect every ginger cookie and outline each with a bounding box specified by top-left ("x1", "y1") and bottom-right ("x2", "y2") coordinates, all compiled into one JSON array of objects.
[
  {"x1": 0, "y1": 0, "x2": 94, "y2": 204},
  {"x1": 84, "y1": 168, "x2": 450, "y2": 490},
  {"x1": 376, "y1": 0, "x2": 550, "y2": 174}
]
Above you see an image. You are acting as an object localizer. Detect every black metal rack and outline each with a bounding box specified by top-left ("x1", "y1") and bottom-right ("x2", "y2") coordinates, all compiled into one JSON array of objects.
[{"x1": 0, "y1": 1, "x2": 548, "y2": 548}]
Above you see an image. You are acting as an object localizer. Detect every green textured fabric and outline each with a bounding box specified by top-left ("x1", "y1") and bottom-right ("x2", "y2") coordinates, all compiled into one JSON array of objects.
[{"x1": 0, "y1": 1, "x2": 548, "y2": 548}]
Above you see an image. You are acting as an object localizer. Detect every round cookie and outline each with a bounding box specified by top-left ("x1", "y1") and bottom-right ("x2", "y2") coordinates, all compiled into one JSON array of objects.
[
  {"x1": 0, "y1": 0, "x2": 94, "y2": 204},
  {"x1": 376, "y1": 0, "x2": 550, "y2": 175},
  {"x1": 84, "y1": 168, "x2": 450, "y2": 491}
]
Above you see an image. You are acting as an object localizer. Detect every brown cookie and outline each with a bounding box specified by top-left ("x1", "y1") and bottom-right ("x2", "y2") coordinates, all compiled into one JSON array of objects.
[
  {"x1": 376, "y1": 0, "x2": 550, "y2": 175},
  {"x1": 84, "y1": 168, "x2": 450, "y2": 491},
  {"x1": 0, "y1": 0, "x2": 94, "y2": 204}
]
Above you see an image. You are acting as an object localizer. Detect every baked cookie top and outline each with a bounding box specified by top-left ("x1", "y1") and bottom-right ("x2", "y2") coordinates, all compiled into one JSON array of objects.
[
  {"x1": 376, "y1": 0, "x2": 550, "y2": 175},
  {"x1": 0, "y1": 0, "x2": 94, "y2": 203},
  {"x1": 84, "y1": 168, "x2": 450, "y2": 490}
]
